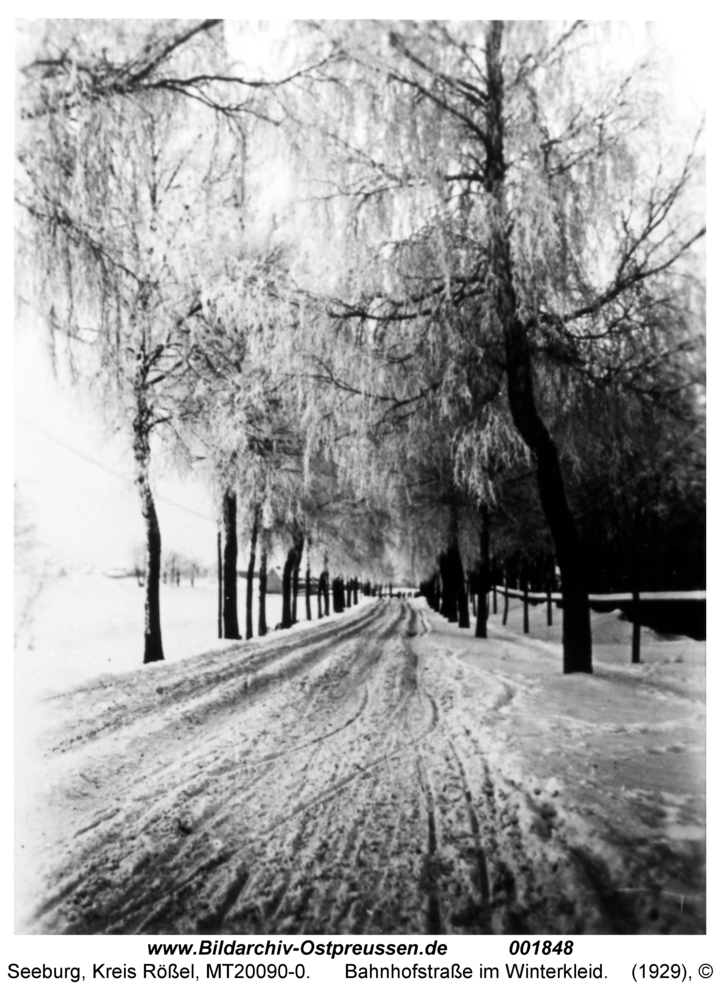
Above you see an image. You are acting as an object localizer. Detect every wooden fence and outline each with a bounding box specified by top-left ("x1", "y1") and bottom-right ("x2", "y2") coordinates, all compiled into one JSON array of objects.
[{"x1": 489, "y1": 585, "x2": 705, "y2": 660}]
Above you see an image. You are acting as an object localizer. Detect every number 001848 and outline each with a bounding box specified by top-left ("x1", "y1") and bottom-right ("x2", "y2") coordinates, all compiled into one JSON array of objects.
[{"x1": 508, "y1": 941, "x2": 574, "y2": 956}]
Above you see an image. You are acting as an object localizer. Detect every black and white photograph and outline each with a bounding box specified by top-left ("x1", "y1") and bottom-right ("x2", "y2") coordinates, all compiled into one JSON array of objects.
[{"x1": 14, "y1": 16, "x2": 706, "y2": 943}]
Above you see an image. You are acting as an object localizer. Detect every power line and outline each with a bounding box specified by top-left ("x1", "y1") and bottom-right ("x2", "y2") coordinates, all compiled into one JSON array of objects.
[{"x1": 16, "y1": 414, "x2": 217, "y2": 524}]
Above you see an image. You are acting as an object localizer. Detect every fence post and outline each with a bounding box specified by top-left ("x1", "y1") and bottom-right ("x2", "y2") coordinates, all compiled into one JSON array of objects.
[
  {"x1": 631, "y1": 589, "x2": 641, "y2": 663},
  {"x1": 546, "y1": 569, "x2": 553, "y2": 627}
]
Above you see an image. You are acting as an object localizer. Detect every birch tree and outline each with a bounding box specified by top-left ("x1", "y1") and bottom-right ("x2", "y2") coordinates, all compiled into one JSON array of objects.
[
  {"x1": 16, "y1": 18, "x2": 329, "y2": 660},
  {"x1": 18, "y1": 77, "x2": 208, "y2": 660}
]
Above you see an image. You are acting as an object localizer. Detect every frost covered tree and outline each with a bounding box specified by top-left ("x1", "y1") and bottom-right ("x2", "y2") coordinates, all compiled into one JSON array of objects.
[
  {"x1": 283, "y1": 19, "x2": 704, "y2": 673},
  {"x1": 16, "y1": 20, "x2": 704, "y2": 671},
  {"x1": 16, "y1": 21, "x2": 241, "y2": 660},
  {"x1": 16, "y1": 19, "x2": 331, "y2": 660},
  {"x1": 179, "y1": 245, "x2": 317, "y2": 636}
]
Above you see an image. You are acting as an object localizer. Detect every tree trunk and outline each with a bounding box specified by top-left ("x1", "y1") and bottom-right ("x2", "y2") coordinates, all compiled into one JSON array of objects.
[
  {"x1": 485, "y1": 20, "x2": 592, "y2": 674},
  {"x1": 305, "y1": 549, "x2": 312, "y2": 621},
  {"x1": 475, "y1": 503, "x2": 490, "y2": 639},
  {"x1": 438, "y1": 551, "x2": 454, "y2": 620},
  {"x1": 132, "y1": 390, "x2": 164, "y2": 664},
  {"x1": 502, "y1": 567, "x2": 509, "y2": 626},
  {"x1": 137, "y1": 477, "x2": 164, "y2": 663},
  {"x1": 258, "y1": 531, "x2": 268, "y2": 637},
  {"x1": 222, "y1": 489, "x2": 241, "y2": 640},
  {"x1": 454, "y1": 553, "x2": 470, "y2": 628},
  {"x1": 449, "y1": 504, "x2": 470, "y2": 628},
  {"x1": 546, "y1": 559, "x2": 554, "y2": 627},
  {"x1": 523, "y1": 568, "x2": 530, "y2": 634},
  {"x1": 281, "y1": 546, "x2": 296, "y2": 629},
  {"x1": 245, "y1": 505, "x2": 260, "y2": 641},
  {"x1": 217, "y1": 530, "x2": 222, "y2": 639},
  {"x1": 292, "y1": 533, "x2": 304, "y2": 625},
  {"x1": 334, "y1": 576, "x2": 345, "y2": 613}
]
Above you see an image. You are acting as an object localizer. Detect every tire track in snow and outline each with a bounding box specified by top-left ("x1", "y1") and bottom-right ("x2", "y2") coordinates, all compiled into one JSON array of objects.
[
  {"x1": 26, "y1": 599, "x2": 506, "y2": 935},
  {"x1": 447, "y1": 740, "x2": 491, "y2": 924},
  {"x1": 36, "y1": 601, "x2": 419, "y2": 933},
  {"x1": 183, "y1": 601, "x2": 435, "y2": 933},
  {"x1": 416, "y1": 754, "x2": 442, "y2": 934},
  {"x1": 58, "y1": 603, "x2": 395, "y2": 839},
  {"x1": 28, "y1": 603, "x2": 399, "y2": 933},
  {"x1": 48, "y1": 601, "x2": 388, "y2": 755}
]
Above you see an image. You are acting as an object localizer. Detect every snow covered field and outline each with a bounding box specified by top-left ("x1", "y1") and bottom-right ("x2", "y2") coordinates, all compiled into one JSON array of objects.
[
  {"x1": 14, "y1": 574, "x2": 705, "y2": 936},
  {"x1": 15, "y1": 571, "x2": 355, "y2": 699}
]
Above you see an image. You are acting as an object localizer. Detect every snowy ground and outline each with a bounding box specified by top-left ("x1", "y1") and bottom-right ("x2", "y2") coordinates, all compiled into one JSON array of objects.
[
  {"x1": 15, "y1": 573, "x2": 306, "y2": 698},
  {"x1": 14, "y1": 576, "x2": 705, "y2": 935}
]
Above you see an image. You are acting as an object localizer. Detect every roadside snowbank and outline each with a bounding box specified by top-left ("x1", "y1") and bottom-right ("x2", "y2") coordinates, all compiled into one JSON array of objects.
[{"x1": 417, "y1": 598, "x2": 705, "y2": 931}]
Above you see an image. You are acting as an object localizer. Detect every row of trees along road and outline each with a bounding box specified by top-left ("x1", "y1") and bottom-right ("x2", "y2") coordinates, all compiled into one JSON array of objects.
[{"x1": 16, "y1": 20, "x2": 705, "y2": 673}]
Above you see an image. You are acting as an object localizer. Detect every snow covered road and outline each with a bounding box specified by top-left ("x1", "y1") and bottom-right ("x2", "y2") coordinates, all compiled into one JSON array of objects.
[{"x1": 16, "y1": 598, "x2": 705, "y2": 935}]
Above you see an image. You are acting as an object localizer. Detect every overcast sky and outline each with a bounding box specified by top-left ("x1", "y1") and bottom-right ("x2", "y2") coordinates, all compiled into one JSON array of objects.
[{"x1": 15, "y1": 325, "x2": 219, "y2": 569}]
